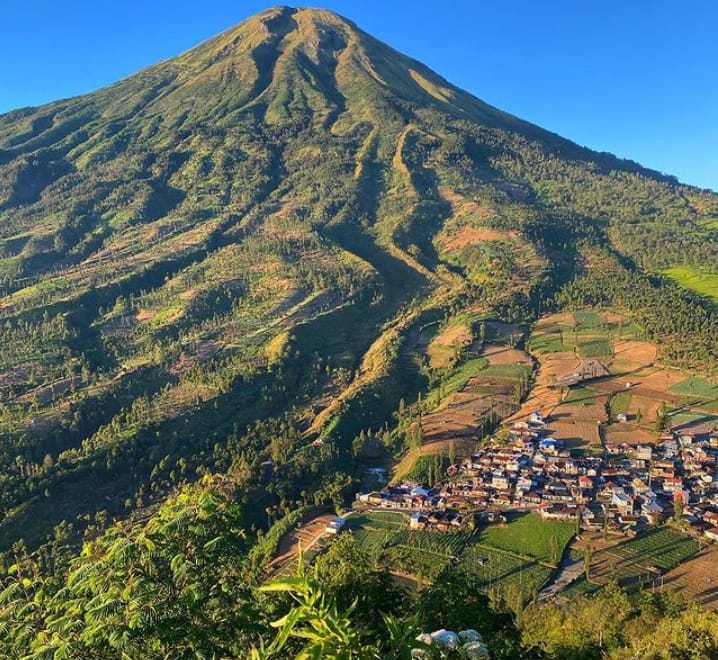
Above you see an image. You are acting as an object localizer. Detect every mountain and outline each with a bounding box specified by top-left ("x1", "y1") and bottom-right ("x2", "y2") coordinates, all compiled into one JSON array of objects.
[{"x1": 0, "y1": 5, "x2": 717, "y2": 550}]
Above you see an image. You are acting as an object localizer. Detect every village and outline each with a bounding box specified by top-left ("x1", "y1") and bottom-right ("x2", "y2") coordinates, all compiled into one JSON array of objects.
[{"x1": 353, "y1": 410, "x2": 718, "y2": 542}]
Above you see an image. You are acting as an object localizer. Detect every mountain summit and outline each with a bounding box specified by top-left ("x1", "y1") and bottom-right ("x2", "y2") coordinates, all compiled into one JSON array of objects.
[{"x1": 0, "y1": 6, "x2": 717, "y2": 548}]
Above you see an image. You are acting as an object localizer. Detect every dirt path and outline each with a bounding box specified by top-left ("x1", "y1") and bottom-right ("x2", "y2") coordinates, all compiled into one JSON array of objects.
[{"x1": 265, "y1": 514, "x2": 335, "y2": 578}]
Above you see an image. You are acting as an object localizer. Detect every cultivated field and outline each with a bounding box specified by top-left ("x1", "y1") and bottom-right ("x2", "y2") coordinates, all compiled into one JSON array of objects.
[
  {"x1": 659, "y1": 546, "x2": 718, "y2": 610},
  {"x1": 456, "y1": 544, "x2": 552, "y2": 601},
  {"x1": 588, "y1": 527, "x2": 701, "y2": 589},
  {"x1": 344, "y1": 510, "x2": 572, "y2": 594},
  {"x1": 418, "y1": 320, "x2": 532, "y2": 452},
  {"x1": 475, "y1": 512, "x2": 575, "y2": 567}
]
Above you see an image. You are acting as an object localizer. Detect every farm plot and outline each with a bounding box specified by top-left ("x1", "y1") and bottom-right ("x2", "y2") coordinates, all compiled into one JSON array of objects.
[
  {"x1": 420, "y1": 342, "x2": 531, "y2": 445},
  {"x1": 480, "y1": 344, "x2": 532, "y2": 366},
  {"x1": 346, "y1": 513, "x2": 475, "y2": 583},
  {"x1": 475, "y1": 512, "x2": 574, "y2": 567},
  {"x1": 604, "y1": 425, "x2": 656, "y2": 447},
  {"x1": 663, "y1": 265, "x2": 718, "y2": 304},
  {"x1": 456, "y1": 543, "x2": 552, "y2": 600},
  {"x1": 385, "y1": 545, "x2": 452, "y2": 582},
  {"x1": 670, "y1": 377, "x2": 718, "y2": 404},
  {"x1": 589, "y1": 527, "x2": 700, "y2": 588},
  {"x1": 659, "y1": 547, "x2": 718, "y2": 611},
  {"x1": 390, "y1": 529, "x2": 473, "y2": 557},
  {"x1": 573, "y1": 310, "x2": 605, "y2": 329},
  {"x1": 549, "y1": 420, "x2": 602, "y2": 452}
]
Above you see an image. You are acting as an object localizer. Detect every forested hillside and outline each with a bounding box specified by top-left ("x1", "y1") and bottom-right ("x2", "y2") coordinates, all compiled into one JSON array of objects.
[{"x1": 0, "y1": 6, "x2": 718, "y2": 656}]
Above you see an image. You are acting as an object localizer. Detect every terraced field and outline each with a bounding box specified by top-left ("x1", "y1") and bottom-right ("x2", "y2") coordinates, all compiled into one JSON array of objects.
[
  {"x1": 589, "y1": 527, "x2": 701, "y2": 588},
  {"x1": 345, "y1": 510, "x2": 572, "y2": 598},
  {"x1": 456, "y1": 544, "x2": 552, "y2": 600},
  {"x1": 475, "y1": 512, "x2": 575, "y2": 567}
]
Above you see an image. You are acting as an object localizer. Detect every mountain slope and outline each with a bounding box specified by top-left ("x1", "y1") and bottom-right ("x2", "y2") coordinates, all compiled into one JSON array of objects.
[{"x1": 0, "y1": 5, "x2": 717, "y2": 549}]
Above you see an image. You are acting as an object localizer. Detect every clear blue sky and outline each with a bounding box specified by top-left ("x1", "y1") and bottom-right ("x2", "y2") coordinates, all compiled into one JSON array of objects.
[{"x1": 1, "y1": 1, "x2": 716, "y2": 190}]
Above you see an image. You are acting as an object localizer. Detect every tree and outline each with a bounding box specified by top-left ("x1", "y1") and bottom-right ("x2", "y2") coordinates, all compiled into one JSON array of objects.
[
  {"x1": 584, "y1": 545, "x2": 593, "y2": 581},
  {"x1": 674, "y1": 492, "x2": 685, "y2": 523}
]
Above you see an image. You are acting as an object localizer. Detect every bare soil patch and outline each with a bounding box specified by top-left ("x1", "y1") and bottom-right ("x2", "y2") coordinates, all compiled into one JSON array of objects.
[
  {"x1": 659, "y1": 547, "x2": 718, "y2": 611},
  {"x1": 16, "y1": 376, "x2": 82, "y2": 405},
  {"x1": 481, "y1": 344, "x2": 532, "y2": 366},
  {"x1": 507, "y1": 351, "x2": 580, "y2": 424},
  {"x1": 136, "y1": 310, "x2": 155, "y2": 322},
  {"x1": 549, "y1": 419, "x2": 602, "y2": 449},
  {"x1": 267, "y1": 514, "x2": 335, "y2": 578},
  {"x1": 393, "y1": 438, "x2": 477, "y2": 480},
  {"x1": 438, "y1": 226, "x2": 511, "y2": 252},
  {"x1": 426, "y1": 322, "x2": 472, "y2": 368},
  {"x1": 604, "y1": 426, "x2": 656, "y2": 446},
  {"x1": 612, "y1": 340, "x2": 657, "y2": 368},
  {"x1": 170, "y1": 340, "x2": 222, "y2": 375}
]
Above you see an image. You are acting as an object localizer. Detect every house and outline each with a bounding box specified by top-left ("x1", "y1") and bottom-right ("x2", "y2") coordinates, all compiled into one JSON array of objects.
[
  {"x1": 612, "y1": 492, "x2": 634, "y2": 516},
  {"x1": 641, "y1": 501, "x2": 664, "y2": 525},
  {"x1": 325, "y1": 517, "x2": 346, "y2": 535},
  {"x1": 409, "y1": 513, "x2": 427, "y2": 530},
  {"x1": 635, "y1": 445, "x2": 654, "y2": 461},
  {"x1": 704, "y1": 527, "x2": 718, "y2": 542},
  {"x1": 529, "y1": 412, "x2": 546, "y2": 427}
]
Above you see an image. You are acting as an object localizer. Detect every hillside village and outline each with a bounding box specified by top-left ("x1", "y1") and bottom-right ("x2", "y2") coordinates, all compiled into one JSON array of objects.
[{"x1": 356, "y1": 411, "x2": 718, "y2": 541}]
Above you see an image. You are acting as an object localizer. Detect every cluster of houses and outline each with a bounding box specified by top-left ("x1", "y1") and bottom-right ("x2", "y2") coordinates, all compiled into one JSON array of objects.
[{"x1": 355, "y1": 411, "x2": 718, "y2": 540}]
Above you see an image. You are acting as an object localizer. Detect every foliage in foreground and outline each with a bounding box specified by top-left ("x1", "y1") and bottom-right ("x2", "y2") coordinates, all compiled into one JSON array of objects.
[{"x1": 3, "y1": 478, "x2": 718, "y2": 659}]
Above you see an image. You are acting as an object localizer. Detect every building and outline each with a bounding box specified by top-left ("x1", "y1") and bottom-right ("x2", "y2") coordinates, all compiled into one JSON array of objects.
[{"x1": 325, "y1": 517, "x2": 346, "y2": 535}]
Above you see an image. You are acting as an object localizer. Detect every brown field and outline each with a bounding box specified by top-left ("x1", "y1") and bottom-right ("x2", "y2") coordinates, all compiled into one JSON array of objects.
[
  {"x1": 507, "y1": 350, "x2": 580, "y2": 424},
  {"x1": 16, "y1": 375, "x2": 83, "y2": 405},
  {"x1": 549, "y1": 419, "x2": 602, "y2": 449},
  {"x1": 481, "y1": 344, "x2": 532, "y2": 366},
  {"x1": 437, "y1": 186, "x2": 497, "y2": 219},
  {"x1": 266, "y1": 513, "x2": 335, "y2": 578},
  {"x1": 426, "y1": 322, "x2": 472, "y2": 368},
  {"x1": 438, "y1": 226, "x2": 512, "y2": 252},
  {"x1": 169, "y1": 340, "x2": 222, "y2": 375},
  {"x1": 557, "y1": 396, "x2": 610, "y2": 424},
  {"x1": 633, "y1": 367, "x2": 685, "y2": 394},
  {"x1": 414, "y1": 335, "x2": 530, "y2": 472},
  {"x1": 393, "y1": 438, "x2": 478, "y2": 480},
  {"x1": 612, "y1": 340, "x2": 657, "y2": 367},
  {"x1": 572, "y1": 531, "x2": 625, "y2": 554},
  {"x1": 659, "y1": 547, "x2": 718, "y2": 610},
  {"x1": 604, "y1": 426, "x2": 657, "y2": 446}
]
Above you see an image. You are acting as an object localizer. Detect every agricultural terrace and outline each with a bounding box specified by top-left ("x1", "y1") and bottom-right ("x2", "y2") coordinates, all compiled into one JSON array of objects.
[
  {"x1": 344, "y1": 510, "x2": 571, "y2": 595},
  {"x1": 415, "y1": 318, "x2": 532, "y2": 457},
  {"x1": 588, "y1": 527, "x2": 701, "y2": 589},
  {"x1": 515, "y1": 310, "x2": 718, "y2": 452},
  {"x1": 456, "y1": 544, "x2": 553, "y2": 602},
  {"x1": 663, "y1": 265, "x2": 718, "y2": 305},
  {"x1": 659, "y1": 546, "x2": 718, "y2": 611},
  {"x1": 473, "y1": 512, "x2": 574, "y2": 567}
]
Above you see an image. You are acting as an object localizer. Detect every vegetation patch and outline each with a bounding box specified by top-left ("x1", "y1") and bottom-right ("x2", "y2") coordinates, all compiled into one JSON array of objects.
[
  {"x1": 573, "y1": 310, "x2": 605, "y2": 329},
  {"x1": 474, "y1": 512, "x2": 574, "y2": 567},
  {"x1": 456, "y1": 543, "x2": 552, "y2": 601},
  {"x1": 670, "y1": 376, "x2": 718, "y2": 400},
  {"x1": 590, "y1": 527, "x2": 700, "y2": 587},
  {"x1": 663, "y1": 265, "x2": 718, "y2": 304},
  {"x1": 609, "y1": 392, "x2": 632, "y2": 417}
]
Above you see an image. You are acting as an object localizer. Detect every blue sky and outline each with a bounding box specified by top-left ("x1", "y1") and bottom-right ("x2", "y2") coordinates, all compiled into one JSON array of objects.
[{"x1": 1, "y1": 1, "x2": 716, "y2": 190}]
